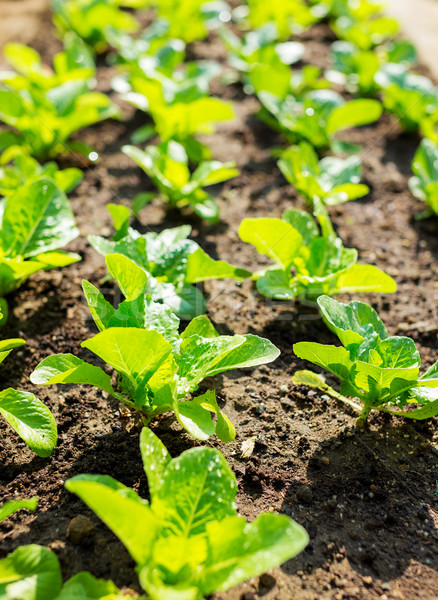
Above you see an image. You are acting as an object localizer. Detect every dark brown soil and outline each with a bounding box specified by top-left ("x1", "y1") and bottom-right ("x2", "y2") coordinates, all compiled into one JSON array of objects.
[{"x1": 1, "y1": 3, "x2": 438, "y2": 600}]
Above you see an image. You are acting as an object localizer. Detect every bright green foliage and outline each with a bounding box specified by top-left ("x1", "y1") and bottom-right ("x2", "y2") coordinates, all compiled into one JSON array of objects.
[
  {"x1": 278, "y1": 142, "x2": 369, "y2": 207},
  {"x1": 0, "y1": 497, "x2": 38, "y2": 524},
  {"x1": 327, "y1": 39, "x2": 417, "y2": 96},
  {"x1": 409, "y1": 138, "x2": 438, "y2": 217},
  {"x1": 89, "y1": 206, "x2": 249, "y2": 317},
  {"x1": 0, "y1": 179, "x2": 80, "y2": 321},
  {"x1": 0, "y1": 38, "x2": 120, "y2": 159},
  {"x1": 31, "y1": 254, "x2": 277, "y2": 440},
  {"x1": 127, "y1": 0, "x2": 230, "y2": 43},
  {"x1": 66, "y1": 428, "x2": 308, "y2": 600},
  {"x1": 222, "y1": 23, "x2": 304, "y2": 79},
  {"x1": 238, "y1": 206, "x2": 395, "y2": 301},
  {"x1": 0, "y1": 338, "x2": 57, "y2": 457},
  {"x1": 52, "y1": 0, "x2": 139, "y2": 53},
  {"x1": 246, "y1": 0, "x2": 327, "y2": 39},
  {"x1": 331, "y1": 14, "x2": 398, "y2": 50},
  {"x1": 0, "y1": 544, "x2": 133, "y2": 600},
  {"x1": 375, "y1": 64, "x2": 438, "y2": 132},
  {"x1": 123, "y1": 141, "x2": 239, "y2": 222},
  {"x1": 293, "y1": 296, "x2": 438, "y2": 425},
  {"x1": 106, "y1": 23, "x2": 185, "y2": 75},
  {"x1": 252, "y1": 84, "x2": 382, "y2": 152},
  {"x1": 115, "y1": 61, "x2": 234, "y2": 161},
  {"x1": 0, "y1": 153, "x2": 82, "y2": 198}
]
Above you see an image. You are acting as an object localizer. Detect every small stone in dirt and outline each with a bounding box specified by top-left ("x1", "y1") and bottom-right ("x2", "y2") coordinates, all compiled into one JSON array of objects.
[
  {"x1": 363, "y1": 576, "x2": 373, "y2": 586},
  {"x1": 259, "y1": 573, "x2": 276, "y2": 591},
  {"x1": 296, "y1": 485, "x2": 313, "y2": 504},
  {"x1": 321, "y1": 456, "x2": 330, "y2": 466},
  {"x1": 67, "y1": 515, "x2": 94, "y2": 544}
]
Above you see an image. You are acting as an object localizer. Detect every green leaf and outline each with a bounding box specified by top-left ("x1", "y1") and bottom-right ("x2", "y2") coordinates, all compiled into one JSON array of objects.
[
  {"x1": 317, "y1": 295, "x2": 388, "y2": 352},
  {"x1": 0, "y1": 337, "x2": 26, "y2": 365},
  {"x1": 105, "y1": 254, "x2": 148, "y2": 301},
  {"x1": 256, "y1": 269, "x2": 298, "y2": 300},
  {"x1": 174, "y1": 400, "x2": 216, "y2": 440},
  {"x1": 152, "y1": 447, "x2": 237, "y2": 537},
  {"x1": 238, "y1": 218, "x2": 302, "y2": 268},
  {"x1": 348, "y1": 361, "x2": 419, "y2": 404},
  {"x1": 335, "y1": 264, "x2": 397, "y2": 294},
  {"x1": 192, "y1": 390, "x2": 236, "y2": 442},
  {"x1": 326, "y1": 99, "x2": 382, "y2": 136},
  {"x1": 30, "y1": 354, "x2": 114, "y2": 396},
  {"x1": 81, "y1": 328, "x2": 172, "y2": 395},
  {"x1": 282, "y1": 208, "x2": 319, "y2": 245},
  {"x1": 0, "y1": 179, "x2": 78, "y2": 259},
  {"x1": 0, "y1": 389, "x2": 57, "y2": 457},
  {"x1": 56, "y1": 572, "x2": 126, "y2": 600},
  {"x1": 185, "y1": 248, "x2": 251, "y2": 283},
  {"x1": 139, "y1": 427, "x2": 171, "y2": 499},
  {"x1": 82, "y1": 280, "x2": 114, "y2": 331},
  {"x1": 0, "y1": 545, "x2": 62, "y2": 600},
  {"x1": 207, "y1": 334, "x2": 280, "y2": 376},
  {"x1": 294, "y1": 342, "x2": 354, "y2": 381},
  {"x1": 65, "y1": 475, "x2": 158, "y2": 565},
  {"x1": 181, "y1": 315, "x2": 219, "y2": 340},
  {"x1": 292, "y1": 369, "x2": 362, "y2": 411},
  {"x1": 0, "y1": 497, "x2": 38, "y2": 524},
  {"x1": 202, "y1": 513, "x2": 308, "y2": 594}
]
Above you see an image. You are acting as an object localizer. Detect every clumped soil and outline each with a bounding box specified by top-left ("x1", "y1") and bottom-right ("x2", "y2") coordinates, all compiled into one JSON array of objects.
[{"x1": 1, "y1": 4, "x2": 438, "y2": 600}]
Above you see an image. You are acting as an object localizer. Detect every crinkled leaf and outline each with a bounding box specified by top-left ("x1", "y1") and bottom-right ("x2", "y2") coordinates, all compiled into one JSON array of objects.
[{"x1": 293, "y1": 342, "x2": 354, "y2": 381}]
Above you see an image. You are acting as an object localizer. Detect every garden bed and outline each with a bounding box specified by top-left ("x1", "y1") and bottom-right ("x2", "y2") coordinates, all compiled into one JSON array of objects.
[{"x1": 0, "y1": 2, "x2": 438, "y2": 599}]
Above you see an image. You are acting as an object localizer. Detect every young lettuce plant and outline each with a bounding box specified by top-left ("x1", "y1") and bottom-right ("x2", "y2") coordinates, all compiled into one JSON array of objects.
[
  {"x1": 51, "y1": 0, "x2": 139, "y2": 53},
  {"x1": 0, "y1": 152, "x2": 83, "y2": 198},
  {"x1": 238, "y1": 205, "x2": 395, "y2": 301},
  {"x1": 278, "y1": 141, "x2": 369, "y2": 207},
  {"x1": 89, "y1": 205, "x2": 250, "y2": 318},
  {"x1": 30, "y1": 253, "x2": 278, "y2": 441},
  {"x1": 0, "y1": 544, "x2": 138, "y2": 600},
  {"x1": 375, "y1": 64, "x2": 438, "y2": 133},
  {"x1": 293, "y1": 296, "x2": 438, "y2": 426},
  {"x1": 252, "y1": 84, "x2": 382, "y2": 153},
  {"x1": 330, "y1": 13, "x2": 399, "y2": 51},
  {"x1": 0, "y1": 179, "x2": 80, "y2": 323},
  {"x1": 122, "y1": 140, "x2": 239, "y2": 222},
  {"x1": 246, "y1": 0, "x2": 326, "y2": 39},
  {"x1": 408, "y1": 138, "x2": 438, "y2": 218},
  {"x1": 0, "y1": 38, "x2": 120, "y2": 159},
  {"x1": 66, "y1": 427, "x2": 308, "y2": 600},
  {"x1": 326, "y1": 39, "x2": 417, "y2": 96},
  {"x1": 115, "y1": 61, "x2": 234, "y2": 161},
  {"x1": 0, "y1": 337, "x2": 57, "y2": 457}
]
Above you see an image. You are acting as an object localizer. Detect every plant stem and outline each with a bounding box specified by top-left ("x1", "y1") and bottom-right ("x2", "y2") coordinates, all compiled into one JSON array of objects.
[{"x1": 356, "y1": 405, "x2": 371, "y2": 428}]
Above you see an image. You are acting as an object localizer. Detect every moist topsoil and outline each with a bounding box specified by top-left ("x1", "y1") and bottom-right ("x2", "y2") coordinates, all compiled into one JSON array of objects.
[{"x1": 0, "y1": 4, "x2": 437, "y2": 599}]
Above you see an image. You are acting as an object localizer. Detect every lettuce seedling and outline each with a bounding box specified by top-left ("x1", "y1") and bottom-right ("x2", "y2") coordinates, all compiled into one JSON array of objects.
[
  {"x1": 238, "y1": 205, "x2": 395, "y2": 301},
  {"x1": 326, "y1": 39, "x2": 417, "y2": 96},
  {"x1": 375, "y1": 64, "x2": 438, "y2": 133},
  {"x1": 409, "y1": 138, "x2": 438, "y2": 218},
  {"x1": 331, "y1": 14, "x2": 398, "y2": 51},
  {"x1": 0, "y1": 152, "x2": 83, "y2": 198},
  {"x1": 115, "y1": 61, "x2": 234, "y2": 161},
  {"x1": 253, "y1": 85, "x2": 382, "y2": 153},
  {"x1": 0, "y1": 38, "x2": 120, "y2": 159},
  {"x1": 89, "y1": 205, "x2": 250, "y2": 317},
  {"x1": 293, "y1": 296, "x2": 438, "y2": 426},
  {"x1": 0, "y1": 497, "x2": 38, "y2": 524},
  {"x1": 31, "y1": 254, "x2": 277, "y2": 440},
  {"x1": 0, "y1": 179, "x2": 80, "y2": 323},
  {"x1": 0, "y1": 544, "x2": 135, "y2": 599},
  {"x1": 222, "y1": 23, "x2": 304, "y2": 79},
  {"x1": 0, "y1": 337, "x2": 57, "y2": 456},
  {"x1": 246, "y1": 0, "x2": 326, "y2": 39},
  {"x1": 52, "y1": 0, "x2": 139, "y2": 53},
  {"x1": 278, "y1": 141, "x2": 369, "y2": 207},
  {"x1": 122, "y1": 141, "x2": 239, "y2": 222},
  {"x1": 66, "y1": 428, "x2": 308, "y2": 600}
]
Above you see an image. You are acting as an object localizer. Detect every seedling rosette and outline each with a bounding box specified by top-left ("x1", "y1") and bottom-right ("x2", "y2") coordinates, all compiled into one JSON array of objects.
[
  {"x1": 0, "y1": 38, "x2": 120, "y2": 159},
  {"x1": 238, "y1": 204, "x2": 396, "y2": 301},
  {"x1": 408, "y1": 138, "x2": 438, "y2": 218},
  {"x1": 89, "y1": 205, "x2": 250, "y2": 318},
  {"x1": 31, "y1": 254, "x2": 278, "y2": 441},
  {"x1": 293, "y1": 296, "x2": 438, "y2": 426},
  {"x1": 65, "y1": 428, "x2": 309, "y2": 600}
]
